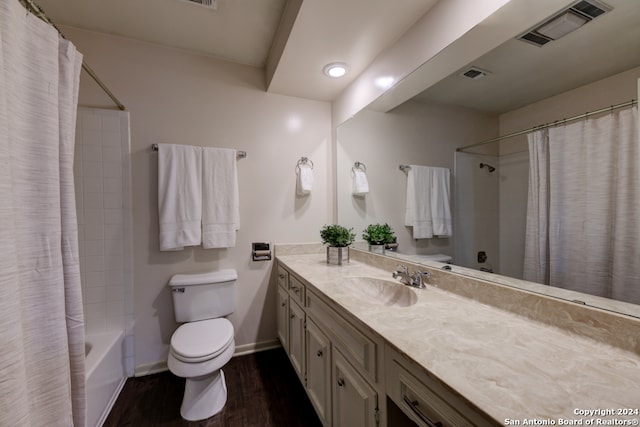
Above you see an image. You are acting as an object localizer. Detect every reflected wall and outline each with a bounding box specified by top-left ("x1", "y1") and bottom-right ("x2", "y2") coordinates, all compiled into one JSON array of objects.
[{"x1": 337, "y1": 99, "x2": 498, "y2": 261}]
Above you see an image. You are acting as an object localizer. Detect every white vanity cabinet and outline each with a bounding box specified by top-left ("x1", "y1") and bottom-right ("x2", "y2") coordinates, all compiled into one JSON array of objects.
[
  {"x1": 277, "y1": 265, "x2": 306, "y2": 382},
  {"x1": 385, "y1": 345, "x2": 495, "y2": 427},
  {"x1": 276, "y1": 262, "x2": 384, "y2": 427}
]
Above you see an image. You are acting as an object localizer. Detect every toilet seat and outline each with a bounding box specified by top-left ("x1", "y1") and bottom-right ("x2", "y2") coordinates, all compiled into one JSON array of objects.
[{"x1": 171, "y1": 318, "x2": 234, "y2": 363}]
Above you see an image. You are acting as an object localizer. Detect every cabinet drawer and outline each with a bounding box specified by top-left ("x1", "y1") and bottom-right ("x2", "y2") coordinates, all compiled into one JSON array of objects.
[
  {"x1": 277, "y1": 264, "x2": 289, "y2": 289},
  {"x1": 289, "y1": 274, "x2": 306, "y2": 306},
  {"x1": 386, "y1": 346, "x2": 496, "y2": 427},
  {"x1": 307, "y1": 291, "x2": 379, "y2": 383}
]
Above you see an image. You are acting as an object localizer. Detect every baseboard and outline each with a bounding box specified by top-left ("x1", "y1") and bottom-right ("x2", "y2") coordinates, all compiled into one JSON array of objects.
[
  {"x1": 134, "y1": 360, "x2": 168, "y2": 377},
  {"x1": 133, "y1": 339, "x2": 282, "y2": 377},
  {"x1": 233, "y1": 339, "x2": 281, "y2": 357}
]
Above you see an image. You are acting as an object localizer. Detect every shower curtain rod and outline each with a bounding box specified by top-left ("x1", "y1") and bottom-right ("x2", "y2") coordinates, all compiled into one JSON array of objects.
[
  {"x1": 20, "y1": 0, "x2": 126, "y2": 111},
  {"x1": 456, "y1": 99, "x2": 637, "y2": 153}
]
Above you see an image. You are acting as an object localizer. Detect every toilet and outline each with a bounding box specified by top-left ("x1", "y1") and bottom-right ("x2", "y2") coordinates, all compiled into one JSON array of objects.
[
  {"x1": 167, "y1": 269, "x2": 237, "y2": 421},
  {"x1": 416, "y1": 253, "x2": 453, "y2": 263}
]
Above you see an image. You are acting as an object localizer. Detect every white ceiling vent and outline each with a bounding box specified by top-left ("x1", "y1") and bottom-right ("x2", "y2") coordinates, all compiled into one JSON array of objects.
[
  {"x1": 518, "y1": 0, "x2": 612, "y2": 47},
  {"x1": 178, "y1": 0, "x2": 218, "y2": 10},
  {"x1": 459, "y1": 67, "x2": 490, "y2": 80}
]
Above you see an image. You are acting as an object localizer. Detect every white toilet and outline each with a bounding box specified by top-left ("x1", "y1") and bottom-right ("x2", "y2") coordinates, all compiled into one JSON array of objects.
[{"x1": 167, "y1": 269, "x2": 237, "y2": 421}]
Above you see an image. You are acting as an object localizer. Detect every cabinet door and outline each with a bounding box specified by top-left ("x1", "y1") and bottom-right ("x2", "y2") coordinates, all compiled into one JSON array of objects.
[
  {"x1": 276, "y1": 286, "x2": 289, "y2": 351},
  {"x1": 289, "y1": 300, "x2": 306, "y2": 383},
  {"x1": 306, "y1": 317, "x2": 331, "y2": 426},
  {"x1": 333, "y1": 349, "x2": 378, "y2": 427}
]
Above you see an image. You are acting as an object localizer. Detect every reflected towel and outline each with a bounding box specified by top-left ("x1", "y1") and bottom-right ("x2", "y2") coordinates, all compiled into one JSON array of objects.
[
  {"x1": 297, "y1": 164, "x2": 313, "y2": 195},
  {"x1": 431, "y1": 167, "x2": 452, "y2": 237},
  {"x1": 202, "y1": 147, "x2": 240, "y2": 248},
  {"x1": 157, "y1": 144, "x2": 202, "y2": 251},
  {"x1": 352, "y1": 169, "x2": 369, "y2": 195},
  {"x1": 404, "y1": 165, "x2": 451, "y2": 239}
]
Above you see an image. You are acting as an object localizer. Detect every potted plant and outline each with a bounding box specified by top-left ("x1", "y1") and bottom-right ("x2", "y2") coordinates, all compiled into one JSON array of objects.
[
  {"x1": 362, "y1": 223, "x2": 395, "y2": 255},
  {"x1": 320, "y1": 224, "x2": 355, "y2": 265}
]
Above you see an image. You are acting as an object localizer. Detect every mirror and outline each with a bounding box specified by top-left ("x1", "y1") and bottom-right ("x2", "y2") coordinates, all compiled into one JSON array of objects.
[{"x1": 336, "y1": 0, "x2": 640, "y2": 318}]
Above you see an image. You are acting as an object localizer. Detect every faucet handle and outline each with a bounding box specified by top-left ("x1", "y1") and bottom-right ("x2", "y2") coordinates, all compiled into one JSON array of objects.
[
  {"x1": 411, "y1": 270, "x2": 431, "y2": 288},
  {"x1": 396, "y1": 265, "x2": 408, "y2": 274}
]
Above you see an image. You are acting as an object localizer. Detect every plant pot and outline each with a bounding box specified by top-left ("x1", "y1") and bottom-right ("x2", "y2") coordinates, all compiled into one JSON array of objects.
[
  {"x1": 327, "y1": 247, "x2": 349, "y2": 265},
  {"x1": 368, "y1": 244, "x2": 385, "y2": 255}
]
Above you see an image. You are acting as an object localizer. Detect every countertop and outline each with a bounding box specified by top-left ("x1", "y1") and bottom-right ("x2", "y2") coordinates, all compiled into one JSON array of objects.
[{"x1": 276, "y1": 253, "x2": 640, "y2": 424}]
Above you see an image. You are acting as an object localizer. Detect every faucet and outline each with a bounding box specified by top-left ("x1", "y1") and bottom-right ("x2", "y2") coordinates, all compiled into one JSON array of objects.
[{"x1": 392, "y1": 265, "x2": 430, "y2": 289}]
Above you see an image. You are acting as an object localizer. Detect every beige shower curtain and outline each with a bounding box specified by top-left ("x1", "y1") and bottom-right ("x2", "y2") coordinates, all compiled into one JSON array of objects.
[
  {"x1": 523, "y1": 106, "x2": 640, "y2": 305},
  {"x1": 0, "y1": 1, "x2": 85, "y2": 426}
]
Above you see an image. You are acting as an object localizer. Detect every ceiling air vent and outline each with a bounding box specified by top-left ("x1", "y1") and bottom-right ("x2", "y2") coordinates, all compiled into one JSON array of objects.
[
  {"x1": 459, "y1": 67, "x2": 490, "y2": 80},
  {"x1": 517, "y1": 0, "x2": 612, "y2": 47},
  {"x1": 179, "y1": 0, "x2": 217, "y2": 10}
]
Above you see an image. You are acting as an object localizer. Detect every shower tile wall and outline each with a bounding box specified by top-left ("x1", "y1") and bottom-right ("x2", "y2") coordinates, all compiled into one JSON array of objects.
[{"x1": 74, "y1": 108, "x2": 134, "y2": 376}]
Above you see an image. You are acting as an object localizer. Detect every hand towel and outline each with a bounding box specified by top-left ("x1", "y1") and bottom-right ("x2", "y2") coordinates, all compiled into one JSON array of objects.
[
  {"x1": 405, "y1": 165, "x2": 434, "y2": 238},
  {"x1": 352, "y1": 169, "x2": 369, "y2": 195},
  {"x1": 202, "y1": 147, "x2": 240, "y2": 248},
  {"x1": 296, "y1": 164, "x2": 313, "y2": 196},
  {"x1": 157, "y1": 144, "x2": 202, "y2": 251},
  {"x1": 430, "y1": 167, "x2": 452, "y2": 237}
]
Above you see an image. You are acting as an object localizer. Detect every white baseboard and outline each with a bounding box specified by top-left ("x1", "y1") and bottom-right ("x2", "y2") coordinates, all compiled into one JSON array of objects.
[{"x1": 133, "y1": 339, "x2": 282, "y2": 377}]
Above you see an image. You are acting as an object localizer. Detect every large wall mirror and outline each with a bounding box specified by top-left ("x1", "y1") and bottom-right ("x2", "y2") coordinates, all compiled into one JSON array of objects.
[{"x1": 336, "y1": 0, "x2": 640, "y2": 317}]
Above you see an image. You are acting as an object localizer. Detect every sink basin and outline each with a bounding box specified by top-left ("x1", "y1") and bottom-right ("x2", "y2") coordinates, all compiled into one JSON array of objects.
[{"x1": 340, "y1": 277, "x2": 418, "y2": 307}]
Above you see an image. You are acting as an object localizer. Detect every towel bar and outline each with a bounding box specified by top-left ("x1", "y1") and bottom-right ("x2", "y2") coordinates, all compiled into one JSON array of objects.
[{"x1": 151, "y1": 143, "x2": 246, "y2": 158}]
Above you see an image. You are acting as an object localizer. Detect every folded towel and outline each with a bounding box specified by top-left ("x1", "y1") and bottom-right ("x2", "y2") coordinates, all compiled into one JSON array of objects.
[
  {"x1": 352, "y1": 169, "x2": 369, "y2": 196},
  {"x1": 404, "y1": 165, "x2": 452, "y2": 239},
  {"x1": 157, "y1": 144, "x2": 202, "y2": 251},
  {"x1": 405, "y1": 165, "x2": 434, "y2": 238},
  {"x1": 296, "y1": 164, "x2": 313, "y2": 196},
  {"x1": 430, "y1": 167, "x2": 452, "y2": 237},
  {"x1": 202, "y1": 147, "x2": 240, "y2": 248}
]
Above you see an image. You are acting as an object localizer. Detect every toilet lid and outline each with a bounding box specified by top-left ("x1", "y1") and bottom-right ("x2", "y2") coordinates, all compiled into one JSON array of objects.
[{"x1": 171, "y1": 318, "x2": 234, "y2": 362}]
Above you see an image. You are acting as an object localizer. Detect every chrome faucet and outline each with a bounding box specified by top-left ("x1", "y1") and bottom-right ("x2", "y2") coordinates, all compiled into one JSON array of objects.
[{"x1": 392, "y1": 265, "x2": 430, "y2": 289}]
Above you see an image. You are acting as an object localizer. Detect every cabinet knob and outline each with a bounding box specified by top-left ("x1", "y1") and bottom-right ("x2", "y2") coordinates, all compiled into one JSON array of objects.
[
  {"x1": 316, "y1": 350, "x2": 323, "y2": 357},
  {"x1": 278, "y1": 274, "x2": 285, "y2": 279},
  {"x1": 290, "y1": 314, "x2": 295, "y2": 319},
  {"x1": 281, "y1": 301, "x2": 287, "y2": 307},
  {"x1": 292, "y1": 286, "x2": 300, "y2": 293},
  {"x1": 337, "y1": 378, "x2": 345, "y2": 387}
]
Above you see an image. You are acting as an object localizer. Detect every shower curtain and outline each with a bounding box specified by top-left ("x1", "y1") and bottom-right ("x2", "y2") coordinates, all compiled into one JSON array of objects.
[
  {"x1": 523, "y1": 106, "x2": 640, "y2": 305},
  {"x1": 0, "y1": 1, "x2": 85, "y2": 426}
]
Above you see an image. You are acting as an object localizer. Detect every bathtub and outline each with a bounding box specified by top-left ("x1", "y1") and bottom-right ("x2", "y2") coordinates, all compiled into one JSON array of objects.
[{"x1": 85, "y1": 330, "x2": 127, "y2": 427}]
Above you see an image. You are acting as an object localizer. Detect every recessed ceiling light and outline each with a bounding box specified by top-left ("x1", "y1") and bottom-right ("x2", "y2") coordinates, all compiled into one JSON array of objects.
[{"x1": 323, "y1": 63, "x2": 349, "y2": 78}]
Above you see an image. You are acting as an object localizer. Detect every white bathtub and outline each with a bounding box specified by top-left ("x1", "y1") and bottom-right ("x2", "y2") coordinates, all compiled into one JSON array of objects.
[{"x1": 85, "y1": 330, "x2": 127, "y2": 427}]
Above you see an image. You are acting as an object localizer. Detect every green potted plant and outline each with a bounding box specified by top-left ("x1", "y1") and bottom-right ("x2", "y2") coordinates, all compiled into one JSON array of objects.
[
  {"x1": 362, "y1": 223, "x2": 395, "y2": 254},
  {"x1": 320, "y1": 224, "x2": 355, "y2": 265}
]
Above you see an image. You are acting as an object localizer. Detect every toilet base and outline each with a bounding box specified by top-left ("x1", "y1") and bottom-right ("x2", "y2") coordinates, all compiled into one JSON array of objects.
[{"x1": 181, "y1": 369, "x2": 227, "y2": 421}]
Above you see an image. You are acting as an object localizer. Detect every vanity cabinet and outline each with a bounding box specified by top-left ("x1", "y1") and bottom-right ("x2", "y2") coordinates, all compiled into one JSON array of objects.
[
  {"x1": 276, "y1": 262, "x2": 384, "y2": 427},
  {"x1": 385, "y1": 345, "x2": 495, "y2": 427},
  {"x1": 333, "y1": 348, "x2": 379, "y2": 427}
]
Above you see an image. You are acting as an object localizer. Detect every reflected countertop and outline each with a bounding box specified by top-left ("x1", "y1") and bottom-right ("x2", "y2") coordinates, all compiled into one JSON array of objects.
[{"x1": 276, "y1": 252, "x2": 640, "y2": 423}]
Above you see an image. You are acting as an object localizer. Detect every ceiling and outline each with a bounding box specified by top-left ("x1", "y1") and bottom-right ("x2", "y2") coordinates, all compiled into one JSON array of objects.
[
  {"x1": 413, "y1": 0, "x2": 640, "y2": 113},
  {"x1": 36, "y1": 0, "x2": 440, "y2": 102}
]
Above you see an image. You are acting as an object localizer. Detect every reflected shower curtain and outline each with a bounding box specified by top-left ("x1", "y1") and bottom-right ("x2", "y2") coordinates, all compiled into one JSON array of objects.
[
  {"x1": 0, "y1": 1, "x2": 85, "y2": 426},
  {"x1": 523, "y1": 106, "x2": 640, "y2": 305}
]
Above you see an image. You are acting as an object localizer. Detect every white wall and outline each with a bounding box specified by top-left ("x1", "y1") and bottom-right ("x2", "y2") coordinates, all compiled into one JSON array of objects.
[
  {"x1": 498, "y1": 66, "x2": 640, "y2": 279},
  {"x1": 336, "y1": 99, "x2": 498, "y2": 259},
  {"x1": 65, "y1": 27, "x2": 332, "y2": 371}
]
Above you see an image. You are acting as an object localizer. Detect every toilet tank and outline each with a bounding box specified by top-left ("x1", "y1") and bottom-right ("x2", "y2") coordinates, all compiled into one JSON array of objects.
[{"x1": 168, "y1": 269, "x2": 237, "y2": 323}]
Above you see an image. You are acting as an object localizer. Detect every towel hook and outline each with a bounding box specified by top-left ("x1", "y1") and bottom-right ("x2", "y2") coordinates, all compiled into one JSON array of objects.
[
  {"x1": 399, "y1": 165, "x2": 411, "y2": 172},
  {"x1": 352, "y1": 161, "x2": 366, "y2": 173},
  {"x1": 296, "y1": 157, "x2": 314, "y2": 172}
]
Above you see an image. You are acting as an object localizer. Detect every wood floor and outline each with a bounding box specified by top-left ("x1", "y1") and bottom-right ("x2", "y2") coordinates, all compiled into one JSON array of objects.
[{"x1": 104, "y1": 347, "x2": 323, "y2": 427}]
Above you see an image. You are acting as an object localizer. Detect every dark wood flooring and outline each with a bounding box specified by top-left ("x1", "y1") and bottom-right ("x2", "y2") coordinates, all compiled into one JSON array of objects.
[{"x1": 104, "y1": 347, "x2": 322, "y2": 427}]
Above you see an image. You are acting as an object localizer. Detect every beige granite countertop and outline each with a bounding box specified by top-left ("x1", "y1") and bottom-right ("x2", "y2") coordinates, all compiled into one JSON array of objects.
[{"x1": 277, "y1": 253, "x2": 640, "y2": 424}]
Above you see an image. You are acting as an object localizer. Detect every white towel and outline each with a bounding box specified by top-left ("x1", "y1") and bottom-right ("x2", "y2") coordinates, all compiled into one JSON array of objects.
[
  {"x1": 352, "y1": 169, "x2": 369, "y2": 196},
  {"x1": 404, "y1": 165, "x2": 451, "y2": 239},
  {"x1": 202, "y1": 147, "x2": 240, "y2": 248},
  {"x1": 157, "y1": 144, "x2": 202, "y2": 251},
  {"x1": 431, "y1": 167, "x2": 452, "y2": 237},
  {"x1": 296, "y1": 164, "x2": 313, "y2": 196}
]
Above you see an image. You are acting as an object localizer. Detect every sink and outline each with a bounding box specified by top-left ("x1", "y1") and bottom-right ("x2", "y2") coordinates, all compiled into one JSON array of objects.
[{"x1": 340, "y1": 277, "x2": 418, "y2": 307}]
